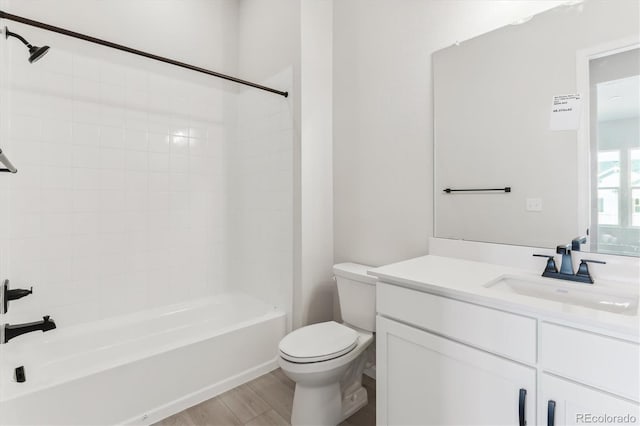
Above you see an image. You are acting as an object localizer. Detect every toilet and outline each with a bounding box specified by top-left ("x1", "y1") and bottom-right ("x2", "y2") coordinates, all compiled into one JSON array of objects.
[{"x1": 278, "y1": 263, "x2": 376, "y2": 426}]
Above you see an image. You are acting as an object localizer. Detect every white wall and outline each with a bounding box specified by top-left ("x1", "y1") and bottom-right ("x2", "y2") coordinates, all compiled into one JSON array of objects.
[
  {"x1": 299, "y1": 0, "x2": 334, "y2": 327},
  {"x1": 333, "y1": 0, "x2": 564, "y2": 267},
  {"x1": 229, "y1": 71, "x2": 295, "y2": 323},
  {"x1": 235, "y1": 0, "x2": 299, "y2": 328},
  {"x1": 236, "y1": 0, "x2": 337, "y2": 329}
]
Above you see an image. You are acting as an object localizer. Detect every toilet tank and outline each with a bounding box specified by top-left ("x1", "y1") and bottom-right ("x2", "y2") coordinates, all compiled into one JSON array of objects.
[{"x1": 333, "y1": 263, "x2": 377, "y2": 332}]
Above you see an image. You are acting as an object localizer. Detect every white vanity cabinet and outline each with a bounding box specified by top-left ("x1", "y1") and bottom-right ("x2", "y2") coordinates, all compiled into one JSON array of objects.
[
  {"x1": 540, "y1": 374, "x2": 639, "y2": 426},
  {"x1": 377, "y1": 316, "x2": 536, "y2": 426},
  {"x1": 538, "y1": 322, "x2": 640, "y2": 426},
  {"x1": 376, "y1": 282, "x2": 640, "y2": 426}
]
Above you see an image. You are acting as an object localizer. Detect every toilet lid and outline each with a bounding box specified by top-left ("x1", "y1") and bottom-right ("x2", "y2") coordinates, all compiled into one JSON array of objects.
[{"x1": 279, "y1": 321, "x2": 359, "y2": 363}]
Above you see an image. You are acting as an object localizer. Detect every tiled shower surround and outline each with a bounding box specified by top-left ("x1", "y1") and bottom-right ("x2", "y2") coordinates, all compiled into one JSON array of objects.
[{"x1": 0, "y1": 30, "x2": 293, "y2": 327}]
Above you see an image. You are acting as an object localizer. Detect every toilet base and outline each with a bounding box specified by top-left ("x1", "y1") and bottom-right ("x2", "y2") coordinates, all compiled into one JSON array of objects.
[
  {"x1": 291, "y1": 382, "x2": 342, "y2": 426},
  {"x1": 290, "y1": 382, "x2": 368, "y2": 426},
  {"x1": 341, "y1": 385, "x2": 368, "y2": 421}
]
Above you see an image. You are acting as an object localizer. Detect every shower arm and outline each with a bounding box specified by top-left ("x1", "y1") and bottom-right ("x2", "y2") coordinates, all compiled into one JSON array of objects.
[
  {"x1": 5, "y1": 28, "x2": 31, "y2": 47},
  {"x1": 0, "y1": 10, "x2": 289, "y2": 98}
]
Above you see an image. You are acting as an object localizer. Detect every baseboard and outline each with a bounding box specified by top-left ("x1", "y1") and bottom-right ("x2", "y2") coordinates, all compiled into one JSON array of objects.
[{"x1": 123, "y1": 358, "x2": 280, "y2": 425}]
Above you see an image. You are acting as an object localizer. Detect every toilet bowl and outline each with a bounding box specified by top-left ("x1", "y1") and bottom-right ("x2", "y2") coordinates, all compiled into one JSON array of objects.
[{"x1": 278, "y1": 263, "x2": 376, "y2": 426}]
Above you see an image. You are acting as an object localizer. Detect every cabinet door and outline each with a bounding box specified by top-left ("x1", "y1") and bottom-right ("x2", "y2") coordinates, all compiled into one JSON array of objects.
[
  {"x1": 541, "y1": 374, "x2": 639, "y2": 426},
  {"x1": 377, "y1": 316, "x2": 536, "y2": 426}
]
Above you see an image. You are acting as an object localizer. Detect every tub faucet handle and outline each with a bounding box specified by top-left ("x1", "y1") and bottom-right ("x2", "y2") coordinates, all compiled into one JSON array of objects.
[{"x1": 2, "y1": 280, "x2": 34, "y2": 314}]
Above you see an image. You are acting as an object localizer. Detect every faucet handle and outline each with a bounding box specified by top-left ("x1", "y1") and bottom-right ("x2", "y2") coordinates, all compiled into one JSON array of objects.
[
  {"x1": 580, "y1": 259, "x2": 606, "y2": 265},
  {"x1": 533, "y1": 254, "x2": 558, "y2": 274},
  {"x1": 2, "y1": 281, "x2": 34, "y2": 315},
  {"x1": 576, "y1": 259, "x2": 605, "y2": 284}
]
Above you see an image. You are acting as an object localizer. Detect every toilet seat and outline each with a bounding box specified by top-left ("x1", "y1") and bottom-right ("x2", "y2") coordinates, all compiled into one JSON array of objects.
[{"x1": 279, "y1": 321, "x2": 359, "y2": 363}]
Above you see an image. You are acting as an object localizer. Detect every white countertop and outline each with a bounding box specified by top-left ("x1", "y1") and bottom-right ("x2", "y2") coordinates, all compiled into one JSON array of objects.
[{"x1": 369, "y1": 255, "x2": 640, "y2": 342}]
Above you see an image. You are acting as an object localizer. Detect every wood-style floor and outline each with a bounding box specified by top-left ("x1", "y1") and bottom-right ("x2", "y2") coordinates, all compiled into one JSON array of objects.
[{"x1": 155, "y1": 368, "x2": 376, "y2": 426}]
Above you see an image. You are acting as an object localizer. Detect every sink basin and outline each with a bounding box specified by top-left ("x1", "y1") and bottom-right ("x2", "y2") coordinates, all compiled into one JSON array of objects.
[{"x1": 484, "y1": 275, "x2": 638, "y2": 315}]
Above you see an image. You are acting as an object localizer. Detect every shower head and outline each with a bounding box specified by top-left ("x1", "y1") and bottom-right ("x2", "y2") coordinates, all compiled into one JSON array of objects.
[
  {"x1": 28, "y1": 44, "x2": 49, "y2": 63},
  {"x1": 4, "y1": 26, "x2": 49, "y2": 63}
]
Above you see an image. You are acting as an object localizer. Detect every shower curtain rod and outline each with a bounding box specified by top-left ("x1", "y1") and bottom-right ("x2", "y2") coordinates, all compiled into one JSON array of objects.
[{"x1": 0, "y1": 10, "x2": 289, "y2": 98}]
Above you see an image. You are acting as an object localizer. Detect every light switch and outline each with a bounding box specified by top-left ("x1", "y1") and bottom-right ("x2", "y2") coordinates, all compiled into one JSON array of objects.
[{"x1": 526, "y1": 198, "x2": 542, "y2": 212}]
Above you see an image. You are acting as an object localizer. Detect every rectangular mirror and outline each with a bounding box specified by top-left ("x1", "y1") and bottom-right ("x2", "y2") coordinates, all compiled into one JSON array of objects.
[{"x1": 433, "y1": 0, "x2": 640, "y2": 256}]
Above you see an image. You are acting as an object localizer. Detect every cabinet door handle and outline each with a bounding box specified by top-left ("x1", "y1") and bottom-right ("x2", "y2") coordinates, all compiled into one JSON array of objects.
[
  {"x1": 519, "y1": 388, "x2": 527, "y2": 426},
  {"x1": 547, "y1": 400, "x2": 556, "y2": 426}
]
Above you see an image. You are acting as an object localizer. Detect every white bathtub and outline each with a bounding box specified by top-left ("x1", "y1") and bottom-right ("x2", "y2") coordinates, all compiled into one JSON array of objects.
[{"x1": 0, "y1": 293, "x2": 286, "y2": 425}]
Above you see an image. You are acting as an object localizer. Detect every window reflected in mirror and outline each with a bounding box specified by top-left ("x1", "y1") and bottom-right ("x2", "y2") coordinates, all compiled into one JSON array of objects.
[
  {"x1": 591, "y1": 49, "x2": 640, "y2": 255},
  {"x1": 597, "y1": 151, "x2": 619, "y2": 226},
  {"x1": 631, "y1": 149, "x2": 640, "y2": 227}
]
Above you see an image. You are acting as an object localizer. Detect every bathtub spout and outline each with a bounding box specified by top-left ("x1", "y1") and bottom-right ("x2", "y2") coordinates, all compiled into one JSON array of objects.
[{"x1": 3, "y1": 315, "x2": 56, "y2": 343}]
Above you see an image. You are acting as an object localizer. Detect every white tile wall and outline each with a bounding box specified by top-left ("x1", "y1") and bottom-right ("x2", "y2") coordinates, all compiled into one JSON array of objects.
[
  {"x1": 0, "y1": 39, "x2": 239, "y2": 326},
  {"x1": 229, "y1": 68, "x2": 294, "y2": 319}
]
